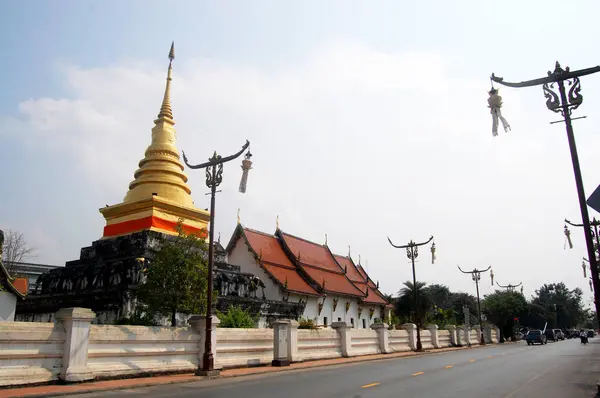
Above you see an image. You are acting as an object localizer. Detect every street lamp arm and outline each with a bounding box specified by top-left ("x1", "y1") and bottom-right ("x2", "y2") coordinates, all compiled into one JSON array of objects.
[
  {"x1": 491, "y1": 65, "x2": 600, "y2": 88},
  {"x1": 457, "y1": 265, "x2": 469, "y2": 274},
  {"x1": 565, "y1": 218, "x2": 584, "y2": 228},
  {"x1": 386, "y1": 236, "x2": 405, "y2": 249},
  {"x1": 414, "y1": 235, "x2": 434, "y2": 247},
  {"x1": 387, "y1": 235, "x2": 433, "y2": 249},
  {"x1": 496, "y1": 281, "x2": 508, "y2": 288},
  {"x1": 182, "y1": 140, "x2": 250, "y2": 169}
]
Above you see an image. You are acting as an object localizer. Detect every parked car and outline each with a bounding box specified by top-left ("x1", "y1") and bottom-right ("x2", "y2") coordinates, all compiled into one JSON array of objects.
[
  {"x1": 545, "y1": 329, "x2": 557, "y2": 342},
  {"x1": 552, "y1": 329, "x2": 565, "y2": 340},
  {"x1": 587, "y1": 329, "x2": 595, "y2": 338},
  {"x1": 525, "y1": 330, "x2": 547, "y2": 345}
]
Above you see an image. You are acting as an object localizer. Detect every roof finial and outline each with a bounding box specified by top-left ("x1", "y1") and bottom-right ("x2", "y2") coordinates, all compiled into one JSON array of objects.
[
  {"x1": 325, "y1": 233, "x2": 328, "y2": 246},
  {"x1": 358, "y1": 254, "x2": 361, "y2": 265},
  {"x1": 237, "y1": 208, "x2": 241, "y2": 225},
  {"x1": 276, "y1": 215, "x2": 280, "y2": 230},
  {"x1": 156, "y1": 41, "x2": 175, "y2": 122},
  {"x1": 348, "y1": 245, "x2": 351, "y2": 257},
  {"x1": 217, "y1": 232, "x2": 221, "y2": 244}
]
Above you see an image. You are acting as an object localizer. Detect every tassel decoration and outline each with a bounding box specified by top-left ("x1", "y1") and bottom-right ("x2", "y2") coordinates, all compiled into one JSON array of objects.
[
  {"x1": 564, "y1": 225, "x2": 573, "y2": 249},
  {"x1": 238, "y1": 151, "x2": 253, "y2": 193},
  {"x1": 490, "y1": 268, "x2": 494, "y2": 286},
  {"x1": 582, "y1": 260, "x2": 587, "y2": 279},
  {"x1": 488, "y1": 87, "x2": 511, "y2": 137},
  {"x1": 431, "y1": 241, "x2": 436, "y2": 264},
  {"x1": 590, "y1": 279, "x2": 593, "y2": 292}
]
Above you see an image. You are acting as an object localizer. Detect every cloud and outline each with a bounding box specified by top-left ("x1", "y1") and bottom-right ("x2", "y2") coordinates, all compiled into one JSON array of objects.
[{"x1": 2, "y1": 39, "x2": 598, "y2": 301}]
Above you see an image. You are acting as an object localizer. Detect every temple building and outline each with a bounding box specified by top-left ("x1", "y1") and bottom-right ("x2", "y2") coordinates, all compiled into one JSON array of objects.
[
  {"x1": 16, "y1": 44, "x2": 390, "y2": 327},
  {"x1": 227, "y1": 225, "x2": 391, "y2": 328}
]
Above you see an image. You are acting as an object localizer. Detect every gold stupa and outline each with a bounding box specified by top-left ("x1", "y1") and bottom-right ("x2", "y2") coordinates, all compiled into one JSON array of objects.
[{"x1": 99, "y1": 43, "x2": 210, "y2": 238}]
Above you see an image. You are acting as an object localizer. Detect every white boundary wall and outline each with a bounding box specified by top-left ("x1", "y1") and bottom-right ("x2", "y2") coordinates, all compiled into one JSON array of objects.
[{"x1": 0, "y1": 308, "x2": 501, "y2": 387}]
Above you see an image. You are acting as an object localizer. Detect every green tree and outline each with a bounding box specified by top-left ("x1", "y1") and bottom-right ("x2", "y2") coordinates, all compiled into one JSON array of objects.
[
  {"x1": 396, "y1": 281, "x2": 432, "y2": 327},
  {"x1": 424, "y1": 284, "x2": 452, "y2": 309},
  {"x1": 137, "y1": 227, "x2": 209, "y2": 327},
  {"x1": 482, "y1": 290, "x2": 527, "y2": 341},
  {"x1": 217, "y1": 306, "x2": 257, "y2": 328},
  {"x1": 530, "y1": 283, "x2": 585, "y2": 329}
]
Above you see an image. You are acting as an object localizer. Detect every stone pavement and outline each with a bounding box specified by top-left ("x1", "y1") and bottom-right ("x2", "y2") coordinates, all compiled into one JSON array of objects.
[{"x1": 0, "y1": 345, "x2": 483, "y2": 398}]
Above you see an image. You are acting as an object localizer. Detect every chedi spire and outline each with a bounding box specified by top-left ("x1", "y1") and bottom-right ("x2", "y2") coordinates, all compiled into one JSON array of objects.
[{"x1": 122, "y1": 41, "x2": 193, "y2": 207}]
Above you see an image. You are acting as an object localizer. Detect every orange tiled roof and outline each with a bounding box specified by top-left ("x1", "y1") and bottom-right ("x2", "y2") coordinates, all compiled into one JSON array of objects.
[
  {"x1": 279, "y1": 231, "x2": 365, "y2": 298},
  {"x1": 334, "y1": 254, "x2": 388, "y2": 305},
  {"x1": 12, "y1": 277, "x2": 28, "y2": 296},
  {"x1": 235, "y1": 227, "x2": 320, "y2": 297},
  {"x1": 0, "y1": 261, "x2": 27, "y2": 299}
]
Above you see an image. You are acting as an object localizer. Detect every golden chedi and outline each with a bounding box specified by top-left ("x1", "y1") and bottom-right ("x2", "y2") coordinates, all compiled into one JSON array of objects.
[{"x1": 100, "y1": 43, "x2": 209, "y2": 239}]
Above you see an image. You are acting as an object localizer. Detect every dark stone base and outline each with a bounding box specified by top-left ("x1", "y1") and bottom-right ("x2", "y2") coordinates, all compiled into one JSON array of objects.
[
  {"x1": 195, "y1": 369, "x2": 221, "y2": 377},
  {"x1": 271, "y1": 359, "x2": 290, "y2": 367}
]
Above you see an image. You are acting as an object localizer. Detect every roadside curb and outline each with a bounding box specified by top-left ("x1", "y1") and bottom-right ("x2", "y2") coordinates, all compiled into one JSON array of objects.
[{"x1": 0, "y1": 343, "x2": 509, "y2": 398}]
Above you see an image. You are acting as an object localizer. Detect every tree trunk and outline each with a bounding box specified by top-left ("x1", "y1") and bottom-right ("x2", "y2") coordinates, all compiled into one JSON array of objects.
[{"x1": 171, "y1": 308, "x2": 177, "y2": 327}]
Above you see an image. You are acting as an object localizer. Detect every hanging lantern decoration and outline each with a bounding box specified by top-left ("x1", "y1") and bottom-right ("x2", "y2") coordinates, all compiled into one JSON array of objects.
[
  {"x1": 490, "y1": 268, "x2": 494, "y2": 286},
  {"x1": 487, "y1": 86, "x2": 511, "y2": 137},
  {"x1": 238, "y1": 151, "x2": 253, "y2": 193},
  {"x1": 582, "y1": 259, "x2": 587, "y2": 279},
  {"x1": 564, "y1": 225, "x2": 573, "y2": 249},
  {"x1": 520, "y1": 285, "x2": 524, "y2": 294},
  {"x1": 431, "y1": 241, "x2": 436, "y2": 264}
]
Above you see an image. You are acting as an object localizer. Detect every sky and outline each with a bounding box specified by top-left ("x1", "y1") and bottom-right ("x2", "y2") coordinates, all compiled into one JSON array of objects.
[{"x1": 2, "y1": 0, "x2": 600, "y2": 305}]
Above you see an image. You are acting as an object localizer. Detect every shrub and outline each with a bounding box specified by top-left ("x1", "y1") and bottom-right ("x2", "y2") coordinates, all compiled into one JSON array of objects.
[
  {"x1": 218, "y1": 306, "x2": 257, "y2": 328},
  {"x1": 298, "y1": 317, "x2": 317, "y2": 329}
]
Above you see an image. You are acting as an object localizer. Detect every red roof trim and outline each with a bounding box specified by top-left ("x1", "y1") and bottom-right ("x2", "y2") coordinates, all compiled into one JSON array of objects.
[
  {"x1": 277, "y1": 230, "x2": 365, "y2": 298},
  {"x1": 237, "y1": 227, "x2": 321, "y2": 297}
]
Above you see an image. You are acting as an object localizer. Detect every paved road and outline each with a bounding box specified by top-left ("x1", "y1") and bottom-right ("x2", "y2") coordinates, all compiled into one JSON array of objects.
[{"x1": 74, "y1": 339, "x2": 600, "y2": 398}]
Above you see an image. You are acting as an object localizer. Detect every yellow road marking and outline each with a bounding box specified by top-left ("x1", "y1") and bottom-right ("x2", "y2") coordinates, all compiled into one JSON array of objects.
[
  {"x1": 412, "y1": 372, "x2": 425, "y2": 376},
  {"x1": 469, "y1": 359, "x2": 476, "y2": 363},
  {"x1": 445, "y1": 365, "x2": 454, "y2": 369},
  {"x1": 361, "y1": 383, "x2": 380, "y2": 389}
]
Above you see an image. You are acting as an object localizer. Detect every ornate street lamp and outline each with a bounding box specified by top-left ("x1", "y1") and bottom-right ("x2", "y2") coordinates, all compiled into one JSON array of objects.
[
  {"x1": 496, "y1": 281, "x2": 523, "y2": 292},
  {"x1": 387, "y1": 235, "x2": 435, "y2": 352},
  {"x1": 457, "y1": 265, "x2": 490, "y2": 345},
  {"x1": 491, "y1": 62, "x2": 600, "y2": 324},
  {"x1": 182, "y1": 140, "x2": 251, "y2": 376}
]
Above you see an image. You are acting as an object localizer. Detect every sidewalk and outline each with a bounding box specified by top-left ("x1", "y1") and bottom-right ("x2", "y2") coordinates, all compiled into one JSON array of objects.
[{"x1": 0, "y1": 345, "x2": 480, "y2": 398}]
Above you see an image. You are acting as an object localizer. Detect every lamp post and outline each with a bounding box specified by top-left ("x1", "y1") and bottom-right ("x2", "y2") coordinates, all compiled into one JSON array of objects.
[
  {"x1": 496, "y1": 281, "x2": 523, "y2": 292},
  {"x1": 490, "y1": 62, "x2": 600, "y2": 325},
  {"x1": 387, "y1": 235, "x2": 435, "y2": 352},
  {"x1": 458, "y1": 266, "x2": 490, "y2": 345},
  {"x1": 182, "y1": 140, "x2": 251, "y2": 376}
]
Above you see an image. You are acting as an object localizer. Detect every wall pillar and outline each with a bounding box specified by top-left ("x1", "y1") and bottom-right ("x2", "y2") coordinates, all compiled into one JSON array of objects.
[
  {"x1": 445, "y1": 325, "x2": 457, "y2": 346},
  {"x1": 272, "y1": 320, "x2": 300, "y2": 366},
  {"x1": 371, "y1": 323, "x2": 391, "y2": 354},
  {"x1": 402, "y1": 323, "x2": 417, "y2": 351},
  {"x1": 457, "y1": 325, "x2": 469, "y2": 346},
  {"x1": 189, "y1": 315, "x2": 221, "y2": 370},
  {"x1": 332, "y1": 321, "x2": 352, "y2": 357},
  {"x1": 427, "y1": 324, "x2": 441, "y2": 349},
  {"x1": 484, "y1": 325, "x2": 493, "y2": 344},
  {"x1": 55, "y1": 307, "x2": 96, "y2": 382}
]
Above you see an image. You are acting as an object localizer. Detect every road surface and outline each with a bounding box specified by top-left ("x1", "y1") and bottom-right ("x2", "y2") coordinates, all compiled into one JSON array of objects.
[{"x1": 73, "y1": 339, "x2": 600, "y2": 398}]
